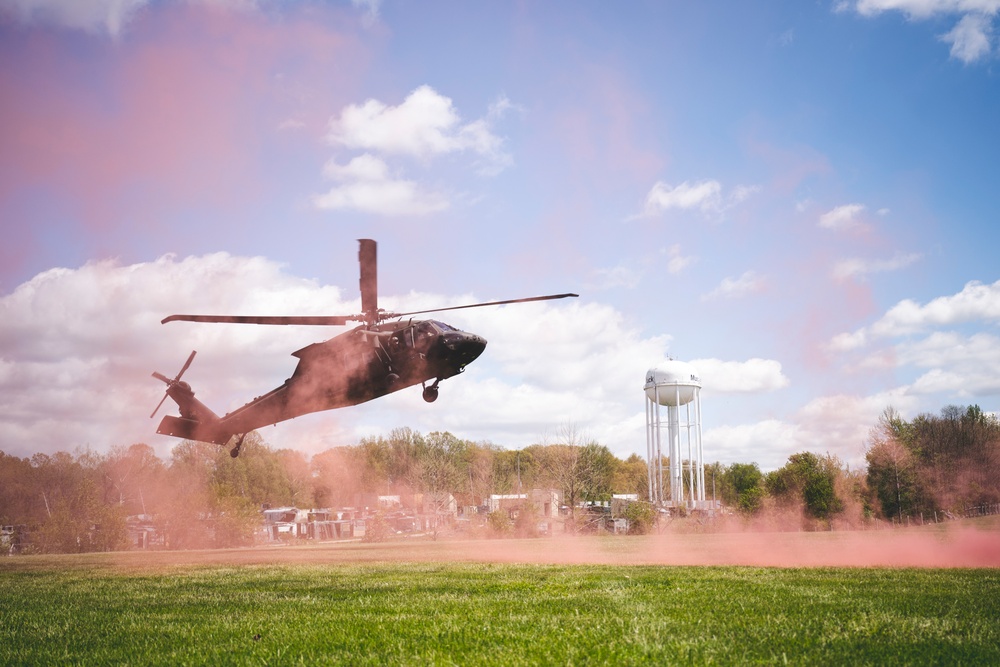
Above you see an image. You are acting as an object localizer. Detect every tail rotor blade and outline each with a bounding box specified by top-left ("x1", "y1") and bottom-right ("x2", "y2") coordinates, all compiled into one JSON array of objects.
[
  {"x1": 175, "y1": 350, "x2": 196, "y2": 381},
  {"x1": 150, "y1": 350, "x2": 197, "y2": 419},
  {"x1": 150, "y1": 393, "x2": 170, "y2": 420}
]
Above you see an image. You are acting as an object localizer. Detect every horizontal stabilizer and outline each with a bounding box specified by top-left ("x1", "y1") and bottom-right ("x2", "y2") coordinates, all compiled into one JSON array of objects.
[{"x1": 157, "y1": 415, "x2": 230, "y2": 446}]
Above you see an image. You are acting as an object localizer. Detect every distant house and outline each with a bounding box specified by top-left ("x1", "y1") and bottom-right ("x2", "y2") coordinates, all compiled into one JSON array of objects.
[
  {"x1": 262, "y1": 506, "x2": 308, "y2": 540},
  {"x1": 418, "y1": 492, "x2": 458, "y2": 516},
  {"x1": 487, "y1": 490, "x2": 562, "y2": 518},
  {"x1": 125, "y1": 515, "x2": 163, "y2": 550}
]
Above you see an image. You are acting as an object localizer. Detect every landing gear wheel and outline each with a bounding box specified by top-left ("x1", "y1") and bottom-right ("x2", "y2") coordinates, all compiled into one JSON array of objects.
[
  {"x1": 386, "y1": 372, "x2": 400, "y2": 387},
  {"x1": 230, "y1": 434, "x2": 246, "y2": 458},
  {"x1": 422, "y1": 384, "x2": 439, "y2": 403}
]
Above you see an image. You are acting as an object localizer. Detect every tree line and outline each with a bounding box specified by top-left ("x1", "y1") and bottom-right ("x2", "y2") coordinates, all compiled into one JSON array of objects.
[{"x1": 1, "y1": 405, "x2": 996, "y2": 552}]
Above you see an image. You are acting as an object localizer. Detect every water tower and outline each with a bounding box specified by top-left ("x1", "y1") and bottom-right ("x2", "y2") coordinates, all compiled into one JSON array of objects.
[{"x1": 644, "y1": 360, "x2": 705, "y2": 509}]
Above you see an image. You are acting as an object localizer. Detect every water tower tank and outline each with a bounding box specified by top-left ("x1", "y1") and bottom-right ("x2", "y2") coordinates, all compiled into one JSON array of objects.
[{"x1": 644, "y1": 360, "x2": 701, "y2": 406}]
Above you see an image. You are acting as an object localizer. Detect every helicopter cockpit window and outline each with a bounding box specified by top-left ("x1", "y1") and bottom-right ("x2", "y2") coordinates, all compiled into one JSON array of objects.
[
  {"x1": 431, "y1": 320, "x2": 458, "y2": 332},
  {"x1": 413, "y1": 321, "x2": 437, "y2": 351}
]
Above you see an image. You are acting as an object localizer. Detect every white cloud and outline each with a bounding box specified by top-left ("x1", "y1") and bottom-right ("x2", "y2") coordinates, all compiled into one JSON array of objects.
[
  {"x1": 829, "y1": 329, "x2": 869, "y2": 352},
  {"x1": 793, "y1": 389, "x2": 919, "y2": 466},
  {"x1": 855, "y1": 1, "x2": 1000, "y2": 20},
  {"x1": 312, "y1": 154, "x2": 449, "y2": 216},
  {"x1": 831, "y1": 251, "x2": 922, "y2": 281},
  {"x1": 830, "y1": 279, "x2": 1000, "y2": 349},
  {"x1": 315, "y1": 86, "x2": 514, "y2": 215},
  {"x1": 327, "y1": 85, "x2": 512, "y2": 174},
  {"x1": 819, "y1": 203, "x2": 867, "y2": 231},
  {"x1": 665, "y1": 244, "x2": 696, "y2": 275},
  {"x1": 689, "y1": 358, "x2": 791, "y2": 393},
  {"x1": 871, "y1": 279, "x2": 1000, "y2": 337},
  {"x1": 701, "y1": 271, "x2": 764, "y2": 301},
  {"x1": 0, "y1": 0, "x2": 150, "y2": 36},
  {"x1": 730, "y1": 184, "x2": 762, "y2": 204},
  {"x1": 351, "y1": 0, "x2": 381, "y2": 25},
  {"x1": 643, "y1": 180, "x2": 720, "y2": 215},
  {"x1": 0, "y1": 0, "x2": 285, "y2": 37},
  {"x1": 639, "y1": 180, "x2": 758, "y2": 219},
  {"x1": 849, "y1": 1, "x2": 1000, "y2": 63},
  {"x1": 896, "y1": 331, "x2": 1000, "y2": 367},
  {"x1": 941, "y1": 12, "x2": 995, "y2": 62},
  {"x1": 887, "y1": 331, "x2": 1000, "y2": 396},
  {"x1": 680, "y1": 387, "x2": 920, "y2": 470},
  {"x1": 704, "y1": 420, "x2": 802, "y2": 470}
]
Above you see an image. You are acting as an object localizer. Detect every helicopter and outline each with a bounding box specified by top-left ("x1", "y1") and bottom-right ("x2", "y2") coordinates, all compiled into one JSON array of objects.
[{"x1": 151, "y1": 239, "x2": 578, "y2": 457}]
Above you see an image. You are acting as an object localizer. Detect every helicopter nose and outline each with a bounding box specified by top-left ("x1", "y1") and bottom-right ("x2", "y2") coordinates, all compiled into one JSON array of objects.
[{"x1": 445, "y1": 332, "x2": 487, "y2": 364}]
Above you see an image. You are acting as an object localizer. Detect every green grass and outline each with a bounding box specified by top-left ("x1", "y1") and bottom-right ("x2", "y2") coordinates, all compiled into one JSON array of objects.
[{"x1": 2, "y1": 556, "x2": 999, "y2": 666}]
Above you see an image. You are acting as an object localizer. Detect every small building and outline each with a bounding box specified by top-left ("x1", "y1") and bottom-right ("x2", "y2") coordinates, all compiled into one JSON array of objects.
[
  {"x1": 126, "y1": 515, "x2": 163, "y2": 550},
  {"x1": 488, "y1": 489, "x2": 562, "y2": 519},
  {"x1": 262, "y1": 506, "x2": 308, "y2": 540}
]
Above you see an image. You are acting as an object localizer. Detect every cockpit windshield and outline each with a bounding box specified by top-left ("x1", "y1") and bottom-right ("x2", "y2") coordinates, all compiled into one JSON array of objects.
[{"x1": 430, "y1": 320, "x2": 459, "y2": 332}]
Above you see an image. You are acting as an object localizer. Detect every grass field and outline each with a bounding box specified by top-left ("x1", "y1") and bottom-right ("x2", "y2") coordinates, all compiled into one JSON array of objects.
[{"x1": 2, "y1": 527, "x2": 1000, "y2": 665}]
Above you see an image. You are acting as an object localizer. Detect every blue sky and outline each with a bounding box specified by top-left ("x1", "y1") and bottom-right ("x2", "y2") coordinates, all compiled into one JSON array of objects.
[{"x1": 1, "y1": 0, "x2": 999, "y2": 470}]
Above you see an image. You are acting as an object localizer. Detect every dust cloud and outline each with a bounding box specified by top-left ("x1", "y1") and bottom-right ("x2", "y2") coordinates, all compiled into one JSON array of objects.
[{"x1": 31, "y1": 521, "x2": 999, "y2": 572}]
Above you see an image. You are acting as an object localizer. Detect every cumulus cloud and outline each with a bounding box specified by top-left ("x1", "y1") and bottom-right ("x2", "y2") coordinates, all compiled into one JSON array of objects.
[
  {"x1": 701, "y1": 271, "x2": 764, "y2": 301},
  {"x1": 830, "y1": 278, "x2": 1000, "y2": 349},
  {"x1": 846, "y1": 0, "x2": 1000, "y2": 63},
  {"x1": 832, "y1": 251, "x2": 922, "y2": 281},
  {"x1": 313, "y1": 154, "x2": 449, "y2": 216},
  {"x1": 887, "y1": 331, "x2": 1000, "y2": 396},
  {"x1": 639, "y1": 180, "x2": 759, "y2": 219},
  {"x1": 326, "y1": 85, "x2": 512, "y2": 174},
  {"x1": 690, "y1": 358, "x2": 791, "y2": 393},
  {"x1": 315, "y1": 86, "x2": 513, "y2": 215},
  {"x1": 819, "y1": 203, "x2": 868, "y2": 231},
  {"x1": 829, "y1": 284, "x2": 1000, "y2": 412},
  {"x1": 828, "y1": 329, "x2": 869, "y2": 352},
  {"x1": 870, "y1": 278, "x2": 1000, "y2": 337},
  {"x1": 703, "y1": 387, "x2": 921, "y2": 470}
]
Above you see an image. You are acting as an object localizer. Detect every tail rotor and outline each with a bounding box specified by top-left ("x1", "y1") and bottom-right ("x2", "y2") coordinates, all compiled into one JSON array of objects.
[{"x1": 150, "y1": 350, "x2": 197, "y2": 419}]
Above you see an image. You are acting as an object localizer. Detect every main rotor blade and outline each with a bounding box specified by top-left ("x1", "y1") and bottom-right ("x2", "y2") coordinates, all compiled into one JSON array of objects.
[
  {"x1": 358, "y1": 239, "x2": 378, "y2": 320},
  {"x1": 161, "y1": 314, "x2": 355, "y2": 326},
  {"x1": 392, "y1": 293, "x2": 579, "y2": 319}
]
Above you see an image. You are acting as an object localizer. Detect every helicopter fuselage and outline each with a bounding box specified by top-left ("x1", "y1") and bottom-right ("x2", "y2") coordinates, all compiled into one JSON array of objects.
[{"x1": 154, "y1": 319, "x2": 486, "y2": 446}]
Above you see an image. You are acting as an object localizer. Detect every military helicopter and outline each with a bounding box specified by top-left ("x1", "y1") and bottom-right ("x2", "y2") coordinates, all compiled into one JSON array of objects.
[{"x1": 151, "y1": 239, "x2": 577, "y2": 457}]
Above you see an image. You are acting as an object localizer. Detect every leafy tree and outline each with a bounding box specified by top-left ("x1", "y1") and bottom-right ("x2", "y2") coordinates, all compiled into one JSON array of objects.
[
  {"x1": 622, "y1": 500, "x2": 656, "y2": 534},
  {"x1": 486, "y1": 510, "x2": 512, "y2": 536},
  {"x1": 578, "y1": 443, "x2": 616, "y2": 502},
  {"x1": 866, "y1": 404, "x2": 1000, "y2": 518},
  {"x1": 212, "y1": 494, "x2": 262, "y2": 547},
  {"x1": 766, "y1": 452, "x2": 843, "y2": 522},
  {"x1": 725, "y1": 462, "x2": 765, "y2": 515},
  {"x1": 612, "y1": 453, "x2": 649, "y2": 499}
]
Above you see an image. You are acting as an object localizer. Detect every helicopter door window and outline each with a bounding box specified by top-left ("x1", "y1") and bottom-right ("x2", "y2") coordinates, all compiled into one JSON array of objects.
[{"x1": 414, "y1": 322, "x2": 436, "y2": 352}]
